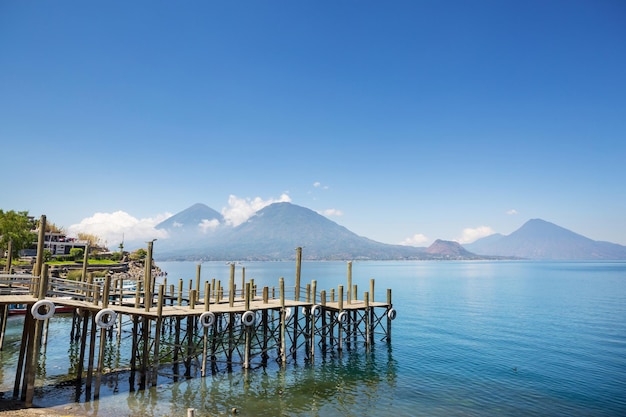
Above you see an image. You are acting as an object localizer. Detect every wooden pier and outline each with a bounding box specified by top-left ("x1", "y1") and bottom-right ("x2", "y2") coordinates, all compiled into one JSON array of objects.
[{"x1": 0, "y1": 219, "x2": 396, "y2": 407}]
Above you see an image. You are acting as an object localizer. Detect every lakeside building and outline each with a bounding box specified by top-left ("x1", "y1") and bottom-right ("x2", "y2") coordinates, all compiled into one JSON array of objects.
[{"x1": 20, "y1": 231, "x2": 90, "y2": 257}]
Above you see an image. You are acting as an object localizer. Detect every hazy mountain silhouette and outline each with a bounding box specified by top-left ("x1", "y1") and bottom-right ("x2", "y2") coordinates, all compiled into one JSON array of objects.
[
  {"x1": 464, "y1": 218, "x2": 626, "y2": 260},
  {"x1": 158, "y1": 202, "x2": 428, "y2": 260},
  {"x1": 426, "y1": 240, "x2": 485, "y2": 259},
  {"x1": 156, "y1": 203, "x2": 223, "y2": 233},
  {"x1": 153, "y1": 204, "x2": 626, "y2": 261}
]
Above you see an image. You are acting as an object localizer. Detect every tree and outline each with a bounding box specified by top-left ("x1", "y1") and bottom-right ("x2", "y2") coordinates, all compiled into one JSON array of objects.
[
  {"x1": 45, "y1": 222, "x2": 64, "y2": 233},
  {"x1": 130, "y1": 248, "x2": 147, "y2": 261},
  {"x1": 77, "y1": 232, "x2": 101, "y2": 247},
  {"x1": 0, "y1": 210, "x2": 36, "y2": 258},
  {"x1": 69, "y1": 247, "x2": 84, "y2": 261}
]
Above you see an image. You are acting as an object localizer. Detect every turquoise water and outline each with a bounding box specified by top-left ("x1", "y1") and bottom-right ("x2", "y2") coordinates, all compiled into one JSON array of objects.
[{"x1": 1, "y1": 261, "x2": 625, "y2": 416}]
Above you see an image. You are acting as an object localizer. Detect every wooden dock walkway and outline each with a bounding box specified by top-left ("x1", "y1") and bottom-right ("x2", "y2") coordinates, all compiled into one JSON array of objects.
[{"x1": 0, "y1": 256, "x2": 396, "y2": 407}]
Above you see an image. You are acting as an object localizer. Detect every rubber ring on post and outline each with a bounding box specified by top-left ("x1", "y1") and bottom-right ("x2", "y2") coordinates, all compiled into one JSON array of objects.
[
  {"x1": 95, "y1": 309, "x2": 117, "y2": 329},
  {"x1": 338, "y1": 311, "x2": 348, "y2": 324},
  {"x1": 311, "y1": 304, "x2": 321, "y2": 317},
  {"x1": 242, "y1": 310, "x2": 256, "y2": 327},
  {"x1": 284, "y1": 307, "x2": 292, "y2": 320},
  {"x1": 31, "y1": 300, "x2": 55, "y2": 320},
  {"x1": 200, "y1": 311, "x2": 215, "y2": 328},
  {"x1": 387, "y1": 308, "x2": 397, "y2": 320}
]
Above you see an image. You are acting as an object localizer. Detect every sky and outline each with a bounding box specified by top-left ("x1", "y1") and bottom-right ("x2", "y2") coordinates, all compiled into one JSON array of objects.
[{"x1": 1, "y1": 0, "x2": 625, "y2": 250}]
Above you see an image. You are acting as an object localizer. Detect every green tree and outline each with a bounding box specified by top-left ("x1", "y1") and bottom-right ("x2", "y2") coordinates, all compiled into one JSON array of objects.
[
  {"x1": 130, "y1": 248, "x2": 147, "y2": 261},
  {"x1": 0, "y1": 210, "x2": 36, "y2": 258},
  {"x1": 69, "y1": 247, "x2": 84, "y2": 261}
]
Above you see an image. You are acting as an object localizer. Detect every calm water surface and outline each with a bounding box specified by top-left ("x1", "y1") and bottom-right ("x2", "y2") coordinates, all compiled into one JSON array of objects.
[{"x1": 1, "y1": 261, "x2": 625, "y2": 416}]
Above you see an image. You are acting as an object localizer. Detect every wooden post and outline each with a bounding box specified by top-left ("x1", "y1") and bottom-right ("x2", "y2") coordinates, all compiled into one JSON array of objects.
[
  {"x1": 140, "y1": 315, "x2": 150, "y2": 389},
  {"x1": 369, "y1": 279, "x2": 375, "y2": 344},
  {"x1": 347, "y1": 261, "x2": 352, "y2": 305},
  {"x1": 201, "y1": 282, "x2": 210, "y2": 377},
  {"x1": 24, "y1": 263, "x2": 49, "y2": 406},
  {"x1": 279, "y1": 277, "x2": 286, "y2": 364},
  {"x1": 173, "y1": 315, "x2": 181, "y2": 381},
  {"x1": 321, "y1": 290, "x2": 327, "y2": 353},
  {"x1": 0, "y1": 240, "x2": 11, "y2": 350},
  {"x1": 4, "y1": 239, "x2": 12, "y2": 273},
  {"x1": 204, "y1": 281, "x2": 210, "y2": 310},
  {"x1": 352, "y1": 284, "x2": 358, "y2": 345},
  {"x1": 185, "y1": 313, "x2": 193, "y2": 378},
  {"x1": 76, "y1": 308, "x2": 90, "y2": 389},
  {"x1": 295, "y1": 247, "x2": 302, "y2": 301},
  {"x1": 387, "y1": 288, "x2": 393, "y2": 342},
  {"x1": 227, "y1": 311, "x2": 234, "y2": 370},
  {"x1": 134, "y1": 274, "x2": 141, "y2": 308},
  {"x1": 32, "y1": 215, "x2": 46, "y2": 278},
  {"x1": 129, "y1": 312, "x2": 139, "y2": 390},
  {"x1": 243, "y1": 282, "x2": 252, "y2": 369},
  {"x1": 195, "y1": 263, "x2": 201, "y2": 298},
  {"x1": 95, "y1": 275, "x2": 112, "y2": 399},
  {"x1": 81, "y1": 244, "x2": 90, "y2": 285},
  {"x1": 310, "y1": 280, "x2": 317, "y2": 360},
  {"x1": 309, "y1": 280, "x2": 314, "y2": 361},
  {"x1": 144, "y1": 240, "x2": 155, "y2": 312},
  {"x1": 85, "y1": 310, "x2": 97, "y2": 398},
  {"x1": 14, "y1": 312, "x2": 32, "y2": 398},
  {"x1": 229, "y1": 263, "x2": 235, "y2": 307},
  {"x1": 338, "y1": 285, "x2": 344, "y2": 353},
  {"x1": 151, "y1": 284, "x2": 165, "y2": 387},
  {"x1": 364, "y1": 291, "x2": 370, "y2": 351}
]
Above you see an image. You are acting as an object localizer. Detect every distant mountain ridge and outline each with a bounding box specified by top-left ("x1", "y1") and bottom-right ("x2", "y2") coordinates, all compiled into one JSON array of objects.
[
  {"x1": 153, "y1": 203, "x2": 626, "y2": 261},
  {"x1": 157, "y1": 202, "x2": 426, "y2": 260},
  {"x1": 464, "y1": 218, "x2": 626, "y2": 260},
  {"x1": 156, "y1": 203, "x2": 223, "y2": 232},
  {"x1": 426, "y1": 240, "x2": 486, "y2": 259}
]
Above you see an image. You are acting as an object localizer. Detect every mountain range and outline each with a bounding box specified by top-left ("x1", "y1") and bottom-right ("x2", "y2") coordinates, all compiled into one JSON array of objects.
[{"x1": 153, "y1": 202, "x2": 626, "y2": 261}]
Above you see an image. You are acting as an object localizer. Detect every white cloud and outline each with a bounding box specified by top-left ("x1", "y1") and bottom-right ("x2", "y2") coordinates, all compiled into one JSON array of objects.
[
  {"x1": 221, "y1": 193, "x2": 292, "y2": 226},
  {"x1": 457, "y1": 226, "x2": 495, "y2": 244},
  {"x1": 400, "y1": 233, "x2": 429, "y2": 246},
  {"x1": 320, "y1": 208, "x2": 343, "y2": 217},
  {"x1": 198, "y1": 218, "x2": 220, "y2": 233},
  {"x1": 313, "y1": 181, "x2": 329, "y2": 190},
  {"x1": 68, "y1": 211, "x2": 171, "y2": 249},
  {"x1": 506, "y1": 209, "x2": 518, "y2": 215}
]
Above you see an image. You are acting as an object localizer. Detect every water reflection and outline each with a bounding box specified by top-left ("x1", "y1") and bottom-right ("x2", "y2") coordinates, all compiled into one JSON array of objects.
[
  {"x1": 121, "y1": 344, "x2": 399, "y2": 417},
  {"x1": 56, "y1": 343, "x2": 398, "y2": 417}
]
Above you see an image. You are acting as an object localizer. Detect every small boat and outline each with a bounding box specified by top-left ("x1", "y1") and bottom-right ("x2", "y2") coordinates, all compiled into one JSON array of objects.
[{"x1": 7, "y1": 303, "x2": 75, "y2": 316}]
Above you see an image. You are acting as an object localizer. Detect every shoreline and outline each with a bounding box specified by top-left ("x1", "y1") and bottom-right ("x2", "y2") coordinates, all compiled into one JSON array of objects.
[{"x1": 0, "y1": 400, "x2": 84, "y2": 417}]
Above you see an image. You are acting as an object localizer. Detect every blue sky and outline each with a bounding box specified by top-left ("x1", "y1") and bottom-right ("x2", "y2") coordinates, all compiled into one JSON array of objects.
[{"x1": 2, "y1": 0, "x2": 625, "y2": 249}]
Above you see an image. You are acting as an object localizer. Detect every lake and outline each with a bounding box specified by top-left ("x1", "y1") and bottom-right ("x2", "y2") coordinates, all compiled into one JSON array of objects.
[{"x1": 1, "y1": 260, "x2": 625, "y2": 416}]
